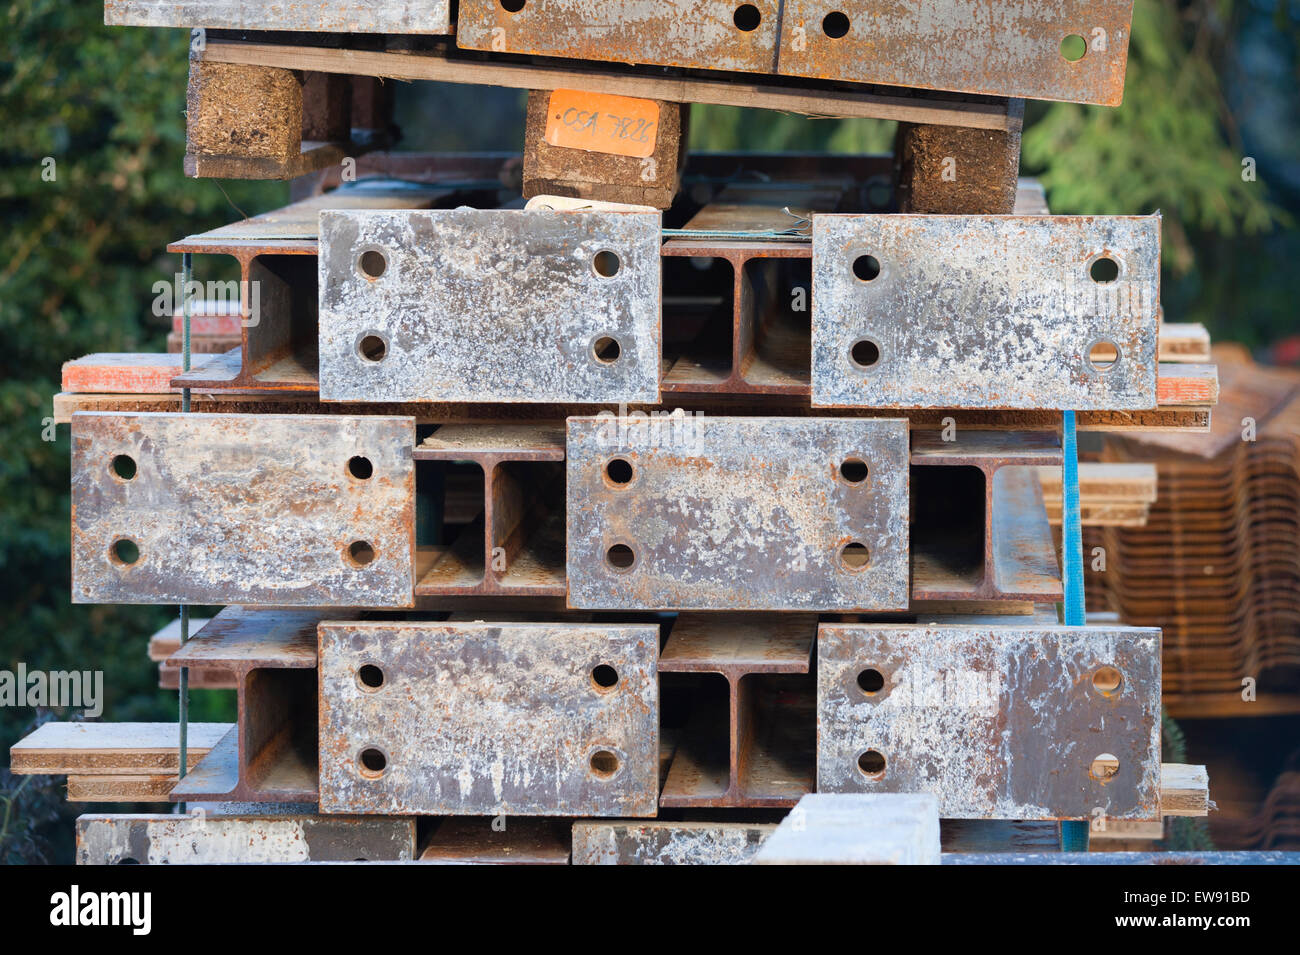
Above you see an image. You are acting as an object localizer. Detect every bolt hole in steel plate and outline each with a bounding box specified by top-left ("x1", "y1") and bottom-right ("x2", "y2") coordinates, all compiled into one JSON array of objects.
[
  {"x1": 811, "y1": 215, "x2": 1160, "y2": 409},
  {"x1": 857, "y1": 667, "x2": 886, "y2": 695},
  {"x1": 319, "y1": 209, "x2": 661, "y2": 403},
  {"x1": 816, "y1": 622, "x2": 1162, "y2": 819},
  {"x1": 71, "y1": 412, "x2": 415, "y2": 607},
  {"x1": 857, "y1": 749, "x2": 886, "y2": 778},
  {"x1": 457, "y1": 0, "x2": 783, "y2": 74},
  {"x1": 357, "y1": 333, "x2": 388, "y2": 363},
  {"x1": 318, "y1": 622, "x2": 659, "y2": 815},
  {"x1": 358, "y1": 746, "x2": 389, "y2": 778},
  {"x1": 566, "y1": 416, "x2": 909, "y2": 610},
  {"x1": 357, "y1": 248, "x2": 387, "y2": 279},
  {"x1": 776, "y1": 2, "x2": 1134, "y2": 106},
  {"x1": 357, "y1": 663, "x2": 385, "y2": 691},
  {"x1": 591, "y1": 664, "x2": 620, "y2": 691}
]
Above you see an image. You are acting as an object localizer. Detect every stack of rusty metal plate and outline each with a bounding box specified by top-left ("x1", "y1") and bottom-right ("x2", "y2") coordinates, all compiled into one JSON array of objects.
[
  {"x1": 10, "y1": 1, "x2": 1244, "y2": 865},
  {"x1": 1087, "y1": 348, "x2": 1300, "y2": 718},
  {"x1": 1211, "y1": 765, "x2": 1300, "y2": 851}
]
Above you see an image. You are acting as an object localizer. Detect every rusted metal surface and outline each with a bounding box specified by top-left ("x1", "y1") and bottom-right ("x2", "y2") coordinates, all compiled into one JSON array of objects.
[
  {"x1": 779, "y1": 2, "x2": 1133, "y2": 106},
  {"x1": 455, "y1": 1, "x2": 1131, "y2": 106},
  {"x1": 910, "y1": 430, "x2": 1063, "y2": 602},
  {"x1": 106, "y1": 0, "x2": 452, "y2": 32},
  {"x1": 812, "y1": 215, "x2": 1161, "y2": 410},
  {"x1": 566, "y1": 416, "x2": 909, "y2": 610},
  {"x1": 76, "y1": 814, "x2": 416, "y2": 864},
  {"x1": 419, "y1": 819, "x2": 571, "y2": 864},
  {"x1": 318, "y1": 621, "x2": 659, "y2": 815},
  {"x1": 168, "y1": 607, "x2": 324, "y2": 803},
  {"x1": 456, "y1": 0, "x2": 782, "y2": 74},
  {"x1": 572, "y1": 821, "x2": 776, "y2": 864},
  {"x1": 660, "y1": 186, "x2": 844, "y2": 397},
  {"x1": 71, "y1": 412, "x2": 415, "y2": 607},
  {"x1": 167, "y1": 606, "x2": 321, "y2": 671},
  {"x1": 754, "y1": 793, "x2": 941, "y2": 864},
  {"x1": 659, "y1": 613, "x2": 815, "y2": 807},
  {"x1": 816, "y1": 621, "x2": 1163, "y2": 819},
  {"x1": 414, "y1": 424, "x2": 567, "y2": 598},
  {"x1": 319, "y1": 209, "x2": 662, "y2": 404}
]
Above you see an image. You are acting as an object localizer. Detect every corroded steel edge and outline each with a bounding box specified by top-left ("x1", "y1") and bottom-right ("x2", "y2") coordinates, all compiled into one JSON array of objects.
[{"x1": 817, "y1": 623, "x2": 1163, "y2": 820}]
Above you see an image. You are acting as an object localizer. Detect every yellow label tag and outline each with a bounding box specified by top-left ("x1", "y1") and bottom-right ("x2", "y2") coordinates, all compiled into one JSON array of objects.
[{"x1": 544, "y1": 89, "x2": 659, "y2": 159}]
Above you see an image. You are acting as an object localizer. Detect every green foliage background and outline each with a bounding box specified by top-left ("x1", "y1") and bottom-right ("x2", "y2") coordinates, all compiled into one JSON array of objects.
[{"x1": 1, "y1": 0, "x2": 1296, "y2": 861}]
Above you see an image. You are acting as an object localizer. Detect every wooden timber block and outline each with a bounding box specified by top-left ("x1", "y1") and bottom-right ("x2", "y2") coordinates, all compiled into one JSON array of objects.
[
  {"x1": 1090, "y1": 818, "x2": 1165, "y2": 842},
  {"x1": 185, "y1": 60, "x2": 302, "y2": 167},
  {"x1": 62, "y1": 353, "x2": 185, "y2": 394},
  {"x1": 1161, "y1": 763, "x2": 1211, "y2": 817},
  {"x1": 523, "y1": 88, "x2": 687, "y2": 210},
  {"x1": 67, "y1": 775, "x2": 176, "y2": 803},
  {"x1": 158, "y1": 665, "x2": 236, "y2": 691},
  {"x1": 9, "y1": 722, "x2": 233, "y2": 775},
  {"x1": 302, "y1": 71, "x2": 352, "y2": 143},
  {"x1": 895, "y1": 100, "x2": 1024, "y2": 214}
]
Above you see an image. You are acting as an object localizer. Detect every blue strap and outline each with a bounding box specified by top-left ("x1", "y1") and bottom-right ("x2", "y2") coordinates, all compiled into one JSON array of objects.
[
  {"x1": 1060, "y1": 409, "x2": 1089, "y2": 851},
  {"x1": 1061, "y1": 410, "x2": 1086, "y2": 627}
]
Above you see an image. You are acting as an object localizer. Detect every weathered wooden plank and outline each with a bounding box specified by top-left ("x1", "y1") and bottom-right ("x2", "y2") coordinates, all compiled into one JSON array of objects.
[
  {"x1": 67, "y1": 775, "x2": 177, "y2": 802},
  {"x1": 10, "y1": 722, "x2": 232, "y2": 775},
  {"x1": 48, "y1": 391, "x2": 1215, "y2": 433},
  {"x1": 202, "y1": 40, "x2": 1018, "y2": 130},
  {"x1": 63, "y1": 354, "x2": 186, "y2": 395},
  {"x1": 1161, "y1": 763, "x2": 1210, "y2": 817}
]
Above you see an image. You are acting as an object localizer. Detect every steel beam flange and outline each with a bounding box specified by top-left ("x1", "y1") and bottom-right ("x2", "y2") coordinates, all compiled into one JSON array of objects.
[
  {"x1": 566, "y1": 415, "x2": 910, "y2": 610},
  {"x1": 318, "y1": 209, "x2": 662, "y2": 404},
  {"x1": 812, "y1": 215, "x2": 1160, "y2": 410},
  {"x1": 817, "y1": 622, "x2": 1163, "y2": 820},
  {"x1": 318, "y1": 621, "x2": 660, "y2": 816}
]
